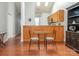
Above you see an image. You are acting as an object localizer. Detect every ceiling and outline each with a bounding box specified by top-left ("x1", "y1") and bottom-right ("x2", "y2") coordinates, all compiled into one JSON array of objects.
[
  {"x1": 35, "y1": 2, "x2": 54, "y2": 17},
  {"x1": 15, "y1": 2, "x2": 54, "y2": 16}
]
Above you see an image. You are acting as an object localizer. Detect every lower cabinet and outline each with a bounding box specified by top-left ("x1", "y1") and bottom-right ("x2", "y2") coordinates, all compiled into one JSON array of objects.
[
  {"x1": 66, "y1": 31, "x2": 71, "y2": 45},
  {"x1": 66, "y1": 31, "x2": 79, "y2": 53},
  {"x1": 55, "y1": 26, "x2": 64, "y2": 42},
  {"x1": 23, "y1": 26, "x2": 64, "y2": 42},
  {"x1": 76, "y1": 39, "x2": 79, "y2": 50}
]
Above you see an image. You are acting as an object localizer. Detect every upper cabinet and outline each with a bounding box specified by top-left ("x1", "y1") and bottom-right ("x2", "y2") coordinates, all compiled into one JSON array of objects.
[{"x1": 48, "y1": 10, "x2": 64, "y2": 23}]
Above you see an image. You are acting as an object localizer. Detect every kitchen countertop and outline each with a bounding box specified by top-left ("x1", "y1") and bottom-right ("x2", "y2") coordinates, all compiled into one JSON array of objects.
[
  {"x1": 23, "y1": 25, "x2": 64, "y2": 27},
  {"x1": 66, "y1": 31, "x2": 79, "y2": 33}
]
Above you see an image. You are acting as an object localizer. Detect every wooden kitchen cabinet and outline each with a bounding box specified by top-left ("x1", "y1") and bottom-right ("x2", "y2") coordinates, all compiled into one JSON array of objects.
[
  {"x1": 59, "y1": 26, "x2": 64, "y2": 41},
  {"x1": 23, "y1": 26, "x2": 64, "y2": 42},
  {"x1": 66, "y1": 31, "x2": 71, "y2": 45},
  {"x1": 23, "y1": 26, "x2": 30, "y2": 41},
  {"x1": 48, "y1": 10, "x2": 64, "y2": 23},
  {"x1": 53, "y1": 10, "x2": 64, "y2": 22},
  {"x1": 66, "y1": 31, "x2": 79, "y2": 53},
  {"x1": 53, "y1": 13, "x2": 58, "y2": 22},
  {"x1": 48, "y1": 15, "x2": 53, "y2": 23},
  {"x1": 59, "y1": 10, "x2": 64, "y2": 22},
  {"x1": 55, "y1": 26, "x2": 64, "y2": 42}
]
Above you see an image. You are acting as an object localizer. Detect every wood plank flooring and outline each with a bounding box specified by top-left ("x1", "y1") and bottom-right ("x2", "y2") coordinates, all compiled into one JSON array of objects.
[{"x1": 0, "y1": 36, "x2": 79, "y2": 56}]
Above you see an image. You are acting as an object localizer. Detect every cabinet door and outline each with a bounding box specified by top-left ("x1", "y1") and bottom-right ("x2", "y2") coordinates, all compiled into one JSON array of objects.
[
  {"x1": 53, "y1": 10, "x2": 64, "y2": 22},
  {"x1": 57, "y1": 11, "x2": 60, "y2": 22},
  {"x1": 59, "y1": 10, "x2": 64, "y2": 22},
  {"x1": 71, "y1": 33, "x2": 77, "y2": 48},
  {"x1": 76, "y1": 33, "x2": 79, "y2": 50},
  {"x1": 48, "y1": 15, "x2": 53, "y2": 23},
  {"x1": 59, "y1": 26, "x2": 64, "y2": 41},
  {"x1": 48, "y1": 16, "x2": 52, "y2": 24},
  {"x1": 76, "y1": 39, "x2": 79, "y2": 50},
  {"x1": 53, "y1": 13, "x2": 58, "y2": 22},
  {"x1": 48, "y1": 10, "x2": 64, "y2": 22},
  {"x1": 55, "y1": 26, "x2": 64, "y2": 42},
  {"x1": 23, "y1": 26, "x2": 30, "y2": 41},
  {"x1": 66, "y1": 31, "x2": 71, "y2": 45},
  {"x1": 55, "y1": 27, "x2": 60, "y2": 41}
]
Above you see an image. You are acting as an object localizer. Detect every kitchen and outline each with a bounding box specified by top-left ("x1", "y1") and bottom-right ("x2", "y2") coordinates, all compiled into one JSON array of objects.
[
  {"x1": 22, "y1": 2, "x2": 79, "y2": 55},
  {"x1": 0, "y1": 2, "x2": 79, "y2": 56}
]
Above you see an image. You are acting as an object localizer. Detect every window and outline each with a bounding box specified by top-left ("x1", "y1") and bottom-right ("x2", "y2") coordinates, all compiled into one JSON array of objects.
[{"x1": 35, "y1": 17, "x2": 40, "y2": 26}]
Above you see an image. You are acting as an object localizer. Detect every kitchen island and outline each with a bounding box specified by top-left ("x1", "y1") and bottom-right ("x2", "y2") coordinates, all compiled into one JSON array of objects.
[{"x1": 23, "y1": 25, "x2": 64, "y2": 42}]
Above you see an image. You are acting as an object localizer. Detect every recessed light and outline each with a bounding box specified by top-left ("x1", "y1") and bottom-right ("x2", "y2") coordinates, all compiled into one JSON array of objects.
[{"x1": 45, "y1": 2, "x2": 48, "y2": 6}]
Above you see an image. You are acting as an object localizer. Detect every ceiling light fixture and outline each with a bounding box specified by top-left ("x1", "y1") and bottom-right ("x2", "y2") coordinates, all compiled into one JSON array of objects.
[
  {"x1": 45, "y1": 2, "x2": 48, "y2": 6},
  {"x1": 37, "y1": 2, "x2": 40, "y2": 6}
]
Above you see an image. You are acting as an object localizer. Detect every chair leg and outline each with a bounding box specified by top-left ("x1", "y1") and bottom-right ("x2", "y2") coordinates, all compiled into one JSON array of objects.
[
  {"x1": 45, "y1": 40, "x2": 47, "y2": 51},
  {"x1": 38, "y1": 40, "x2": 40, "y2": 50},
  {"x1": 0, "y1": 40, "x2": 5, "y2": 48},
  {"x1": 52, "y1": 40, "x2": 57, "y2": 51},
  {"x1": 44, "y1": 39, "x2": 46, "y2": 49},
  {"x1": 29, "y1": 40, "x2": 31, "y2": 51},
  {"x1": 2, "y1": 41, "x2": 5, "y2": 46}
]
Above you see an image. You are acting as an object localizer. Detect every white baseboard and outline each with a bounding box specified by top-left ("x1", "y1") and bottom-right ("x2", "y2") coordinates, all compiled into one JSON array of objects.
[
  {"x1": 3, "y1": 33, "x2": 21, "y2": 43},
  {"x1": 3, "y1": 34, "x2": 16, "y2": 43},
  {"x1": 3, "y1": 38, "x2": 9, "y2": 43},
  {"x1": 21, "y1": 39, "x2": 23, "y2": 42}
]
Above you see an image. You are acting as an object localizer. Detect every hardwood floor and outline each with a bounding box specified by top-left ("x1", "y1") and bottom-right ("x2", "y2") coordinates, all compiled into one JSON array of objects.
[{"x1": 0, "y1": 36, "x2": 79, "y2": 56}]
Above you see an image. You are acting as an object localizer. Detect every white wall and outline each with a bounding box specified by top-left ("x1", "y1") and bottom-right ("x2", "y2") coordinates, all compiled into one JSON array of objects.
[
  {"x1": 25, "y1": 2, "x2": 36, "y2": 25},
  {"x1": 0, "y1": 2, "x2": 21, "y2": 42},
  {"x1": 52, "y1": 2, "x2": 77, "y2": 13},
  {"x1": 39, "y1": 13, "x2": 49, "y2": 25},
  {"x1": 21, "y1": 2, "x2": 25, "y2": 42},
  {"x1": 7, "y1": 2, "x2": 16, "y2": 39},
  {"x1": 0, "y1": 3, "x2": 8, "y2": 42},
  {"x1": 0, "y1": 3, "x2": 7, "y2": 33},
  {"x1": 15, "y1": 13, "x2": 21, "y2": 35},
  {"x1": 21, "y1": 2, "x2": 36, "y2": 42},
  {"x1": 0, "y1": 2, "x2": 19, "y2": 42}
]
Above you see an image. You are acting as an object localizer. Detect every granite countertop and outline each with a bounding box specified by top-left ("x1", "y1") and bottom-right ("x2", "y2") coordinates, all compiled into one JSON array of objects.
[
  {"x1": 67, "y1": 31, "x2": 79, "y2": 33},
  {"x1": 23, "y1": 25, "x2": 64, "y2": 27}
]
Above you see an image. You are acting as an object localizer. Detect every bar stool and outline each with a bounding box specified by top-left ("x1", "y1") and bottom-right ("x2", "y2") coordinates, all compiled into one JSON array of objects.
[
  {"x1": 0, "y1": 32, "x2": 6, "y2": 47},
  {"x1": 29, "y1": 30, "x2": 40, "y2": 51},
  {"x1": 45, "y1": 30, "x2": 57, "y2": 51}
]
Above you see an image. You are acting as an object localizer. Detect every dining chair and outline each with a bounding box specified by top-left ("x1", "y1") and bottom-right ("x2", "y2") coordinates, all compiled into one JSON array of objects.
[
  {"x1": 29, "y1": 30, "x2": 40, "y2": 51},
  {"x1": 45, "y1": 30, "x2": 57, "y2": 51},
  {"x1": 0, "y1": 32, "x2": 6, "y2": 48}
]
